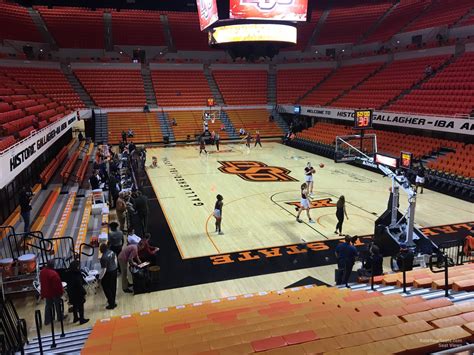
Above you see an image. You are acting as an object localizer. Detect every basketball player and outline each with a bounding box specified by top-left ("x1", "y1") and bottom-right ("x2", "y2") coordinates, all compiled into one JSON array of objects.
[
  {"x1": 415, "y1": 164, "x2": 425, "y2": 194},
  {"x1": 304, "y1": 162, "x2": 316, "y2": 196},
  {"x1": 245, "y1": 132, "x2": 252, "y2": 148},
  {"x1": 335, "y1": 195, "x2": 349, "y2": 236},
  {"x1": 199, "y1": 136, "x2": 207, "y2": 155},
  {"x1": 213, "y1": 194, "x2": 224, "y2": 235},
  {"x1": 296, "y1": 183, "x2": 314, "y2": 223},
  {"x1": 254, "y1": 131, "x2": 262, "y2": 148}
]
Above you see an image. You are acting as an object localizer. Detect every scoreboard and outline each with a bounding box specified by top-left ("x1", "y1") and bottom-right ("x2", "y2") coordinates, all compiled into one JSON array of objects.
[{"x1": 354, "y1": 109, "x2": 373, "y2": 130}]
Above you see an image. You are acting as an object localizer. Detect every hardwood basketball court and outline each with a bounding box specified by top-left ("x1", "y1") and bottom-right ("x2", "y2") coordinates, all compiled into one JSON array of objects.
[{"x1": 146, "y1": 142, "x2": 473, "y2": 260}]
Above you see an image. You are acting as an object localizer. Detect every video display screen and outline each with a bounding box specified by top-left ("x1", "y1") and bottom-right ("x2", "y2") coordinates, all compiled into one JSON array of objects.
[
  {"x1": 375, "y1": 154, "x2": 398, "y2": 169},
  {"x1": 197, "y1": 0, "x2": 219, "y2": 30},
  {"x1": 209, "y1": 23, "x2": 297, "y2": 44},
  {"x1": 229, "y1": 0, "x2": 308, "y2": 21}
]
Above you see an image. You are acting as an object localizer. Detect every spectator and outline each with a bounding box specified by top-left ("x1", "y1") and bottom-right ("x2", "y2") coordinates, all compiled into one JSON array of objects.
[
  {"x1": 127, "y1": 229, "x2": 141, "y2": 245},
  {"x1": 134, "y1": 190, "x2": 149, "y2": 233},
  {"x1": 108, "y1": 222, "x2": 124, "y2": 259},
  {"x1": 78, "y1": 131, "x2": 84, "y2": 141},
  {"x1": 121, "y1": 130, "x2": 127, "y2": 143},
  {"x1": 138, "y1": 233, "x2": 160, "y2": 265},
  {"x1": 109, "y1": 173, "x2": 120, "y2": 208},
  {"x1": 220, "y1": 123, "x2": 225, "y2": 131},
  {"x1": 143, "y1": 103, "x2": 150, "y2": 113},
  {"x1": 128, "y1": 141, "x2": 136, "y2": 154},
  {"x1": 99, "y1": 243, "x2": 118, "y2": 309},
  {"x1": 117, "y1": 243, "x2": 143, "y2": 293},
  {"x1": 239, "y1": 128, "x2": 245, "y2": 136},
  {"x1": 19, "y1": 186, "x2": 33, "y2": 233},
  {"x1": 40, "y1": 259, "x2": 67, "y2": 325},
  {"x1": 127, "y1": 128, "x2": 134, "y2": 138},
  {"x1": 425, "y1": 65, "x2": 433, "y2": 76},
  {"x1": 89, "y1": 170, "x2": 101, "y2": 190},
  {"x1": 395, "y1": 243, "x2": 414, "y2": 272},
  {"x1": 358, "y1": 244, "x2": 383, "y2": 278},
  {"x1": 116, "y1": 193, "x2": 127, "y2": 231},
  {"x1": 65, "y1": 260, "x2": 89, "y2": 324},
  {"x1": 335, "y1": 235, "x2": 358, "y2": 287},
  {"x1": 171, "y1": 118, "x2": 177, "y2": 126}
]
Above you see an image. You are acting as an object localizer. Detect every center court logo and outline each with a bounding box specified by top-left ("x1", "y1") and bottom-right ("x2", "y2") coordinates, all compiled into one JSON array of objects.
[
  {"x1": 218, "y1": 161, "x2": 297, "y2": 182},
  {"x1": 286, "y1": 198, "x2": 336, "y2": 210},
  {"x1": 241, "y1": 0, "x2": 293, "y2": 11}
]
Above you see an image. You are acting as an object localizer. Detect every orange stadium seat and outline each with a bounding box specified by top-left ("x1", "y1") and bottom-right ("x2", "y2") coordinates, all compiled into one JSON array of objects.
[{"x1": 213, "y1": 70, "x2": 268, "y2": 105}]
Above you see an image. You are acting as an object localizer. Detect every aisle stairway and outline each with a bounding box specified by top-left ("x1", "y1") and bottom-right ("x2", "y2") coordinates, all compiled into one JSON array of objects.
[
  {"x1": 157, "y1": 111, "x2": 175, "y2": 142},
  {"x1": 19, "y1": 327, "x2": 92, "y2": 354}
]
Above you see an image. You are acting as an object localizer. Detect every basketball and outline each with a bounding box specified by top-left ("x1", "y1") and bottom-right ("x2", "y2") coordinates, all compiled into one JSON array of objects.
[{"x1": 319, "y1": 163, "x2": 325, "y2": 168}]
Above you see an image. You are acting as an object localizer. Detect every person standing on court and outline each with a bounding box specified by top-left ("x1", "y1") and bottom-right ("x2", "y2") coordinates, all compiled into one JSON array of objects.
[
  {"x1": 40, "y1": 259, "x2": 67, "y2": 325},
  {"x1": 19, "y1": 186, "x2": 33, "y2": 233},
  {"x1": 254, "y1": 131, "x2": 262, "y2": 148},
  {"x1": 134, "y1": 190, "x2": 149, "y2": 234},
  {"x1": 296, "y1": 183, "x2": 314, "y2": 224},
  {"x1": 213, "y1": 194, "x2": 224, "y2": 235},
  {"x1": 335, "y1": 195, "x2": 349, "y2": 236},
  {"x1": 214, "y1": 132, "x2": 220, "y2": 151},
  {"x1": 304, "y1": 162, "x2": 315, "y2": 197},
  {"x1": 415, "y1": 164, "x2": 425, "y2": 194},
  {"x1": 335, "y1": 235, "x2": 358, "y2": 287},
  {"x1": 117, "y1": 243, "x2": 142, "y2": 293},
  {"x1": 108, "y1": 222, "x2": 124, "y2": 261},
  {"x1": 99, "y1": 243, "x2": 118, "y2": 309}
]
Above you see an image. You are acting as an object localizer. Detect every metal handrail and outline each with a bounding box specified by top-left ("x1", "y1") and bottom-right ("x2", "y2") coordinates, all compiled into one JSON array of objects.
[
  {"x1": 58, "y1": 299, "x2": 65, "y2": 338},
  {"x1": 429, "y1": 253, "x2": 450, "y2": 298},
  {"x1": 34, "y1": 310, "x2": 43, "y2": 355},
  {"x1": 49, "y1": 305, "x2": 56, "y2": 349}
]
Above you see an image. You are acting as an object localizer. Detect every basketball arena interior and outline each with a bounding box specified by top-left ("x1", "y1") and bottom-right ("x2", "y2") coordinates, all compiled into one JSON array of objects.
[{"x1": 0, "y1": 0, "x2": 474, "y2": 353}]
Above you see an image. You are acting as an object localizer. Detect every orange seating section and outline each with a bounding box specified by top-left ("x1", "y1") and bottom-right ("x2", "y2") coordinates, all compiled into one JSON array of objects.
[
  {"x1": 332, "y1": 55, "x2": 450, "y2": 109},
  {"x1": 403, "y1": 0, "x2": 473, "y2": 32},
  {"x1": 389, "y1": 52, "x2": 474, "y2": 117},
  {"x1": 75, "y1": 69, "x2": 146, "y2": 108},
  {"x1": 60, "y1": 142, "x2": 83, "y2": 184},
  {"x1": 40, "y1": 145, "x2": 69, "y2": 186},
  {"x1": 370, "y1": 264, "x2": 474, "y2": 291},
  {"x1": 111, "y1": 10, "x2": 166, "y2": 46},
  {"x1": 213, "y1": 70, "x2": 268, "y2": 105},
  {"x1": 297, "y1": 122, "x2": 458, "y2": 159},
  {"x1": 427, "y1": 143, "x2": 474, "y2": 178},
  {"x1": 0, "y1": 68, "x2": 72, "y2": 151},
  {"x1": 300, "y1": 63, "x2": 382, "y2": 106},
  {"x1": 5, "y1": 67, "x2": 84, "y2": 109},
  {"x1": 363, "y1": 0, "x2": 430, "y2": 44},
  {"x1": 0, "y1": 2, "x2": 42, "y2": 42},
  {"x1": 108, "y1": 112, "x2": 163, "y2": 144},
  {"x1": 225, "y1": 109, "x2": 282, "y2": 138},
  {"x1": 166, "y1": 12, "x2": 210, "y2": 51},
  {"x1": 316, "y1": 2, "x2": 392, "y2": 45},
  {"x1": 82, "y1": 285, "x2": 474, "y2": 355},
  {"x1": 277, "y1": 68, "x2": 332, "y2": 104},
  {"x1": 166, "y1": 111, "x2": 229, "y2": 141},
  {"x1": 151, "y1": 70, "x2": 212, "y2": 107},
  {"x1": 36, "y1": 6, "x2": 104, "y2": 48},
  {"x1": 74, "y1": 154, "x2": 90, "y2": 185}
]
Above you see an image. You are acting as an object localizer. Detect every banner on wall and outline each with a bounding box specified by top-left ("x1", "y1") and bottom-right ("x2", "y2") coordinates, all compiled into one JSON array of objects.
[
  {"x1": 279, "y1": 105, "x2": 474, "y2": 136},
  {"x1": 0, "y1": 113, "x2": 77, "y2": 189}
]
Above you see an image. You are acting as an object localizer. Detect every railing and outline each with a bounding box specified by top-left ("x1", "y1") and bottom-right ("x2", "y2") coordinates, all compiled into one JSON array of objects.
[
  {"x1": 3, "y1": 230, "x2": 53, "y2": 265},
  {"x1": 429, "y1": 253, "x2": 450, "y2": 298},
  {"x1": 39, "y1": 236, "x2": 75, "y2": 269},
  {"x1": 34, "y1": 310, "x2": 43, "y2": 355},
  {"x1": 438, "y1": 239, "x2": 465, "y2": 266},
  {"x1": 0, "y1": 299, "x2": 28, "y2": 354},
  {"x1": 78, "y1": 242, "x2": 95, "y2": 263}
]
